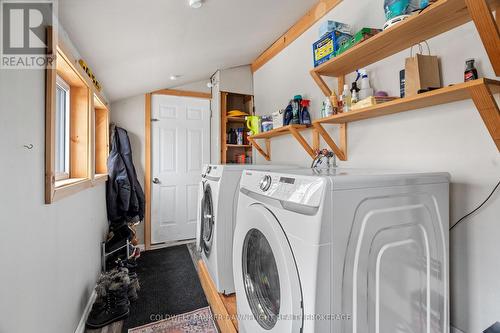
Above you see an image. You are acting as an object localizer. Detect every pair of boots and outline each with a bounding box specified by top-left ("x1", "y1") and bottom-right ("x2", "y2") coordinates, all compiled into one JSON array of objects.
[{"x1": 86, "y1": 266, "x2": 140, "y2": 328}]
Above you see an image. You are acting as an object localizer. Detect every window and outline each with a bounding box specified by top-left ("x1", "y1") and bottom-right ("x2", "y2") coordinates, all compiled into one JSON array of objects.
[
  {"x1": 55, "y1": 75, "x2": 70, "y2": 180},
  {"x1": 45, "y1": 38, "x2": 109, "y2": 204}
]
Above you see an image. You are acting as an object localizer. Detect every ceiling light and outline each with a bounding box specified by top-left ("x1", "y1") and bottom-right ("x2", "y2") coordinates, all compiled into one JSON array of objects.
[
  {"x1": 170, "y1": 75, "x2": 180, "y2": 80},
  {"x1": 189, "y1": 0, "x2": 202, "y2": 9}
]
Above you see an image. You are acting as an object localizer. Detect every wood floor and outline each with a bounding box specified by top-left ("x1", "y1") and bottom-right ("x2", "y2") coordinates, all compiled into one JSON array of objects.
[{"x1": 197, "y1": 259, "x2": 238, "y2": 333}]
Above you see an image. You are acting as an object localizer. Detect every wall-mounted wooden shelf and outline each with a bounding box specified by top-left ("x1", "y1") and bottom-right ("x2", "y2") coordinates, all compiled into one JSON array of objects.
[
  {"x1": 309, "y1": 0, "x2": 500, "y2": 159},
  {"x1": 316, "y1": 79, "x2": 500, "y2": 124},
  {"x1": 248, "y1": 125, "x2": 321, "y2": 161},
  {"x1": 312, "y1": 0, "x2": 500, "y2": 83}
]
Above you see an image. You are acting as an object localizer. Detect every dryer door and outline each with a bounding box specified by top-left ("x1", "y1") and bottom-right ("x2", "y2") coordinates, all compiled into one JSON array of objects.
[
  {"x1": 234, "y1": 203, "x2": 303, "y2": 333},
  {"x1": 200, "y1": 183, "x2": 215, "y2": 256}
]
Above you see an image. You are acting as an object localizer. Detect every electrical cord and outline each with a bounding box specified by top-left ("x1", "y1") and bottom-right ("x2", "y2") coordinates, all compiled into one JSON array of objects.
[{"x1": 449, "y1": 179, "x2": 500, "y2": 231}]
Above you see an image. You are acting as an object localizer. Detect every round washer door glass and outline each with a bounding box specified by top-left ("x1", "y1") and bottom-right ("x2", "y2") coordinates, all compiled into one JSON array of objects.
[
  {"x1": 242, "y1": 228, "x2": 280, "y2": 330},
  {"x1": 201, "y1": 184, "x2": 214, "y2": 255}
]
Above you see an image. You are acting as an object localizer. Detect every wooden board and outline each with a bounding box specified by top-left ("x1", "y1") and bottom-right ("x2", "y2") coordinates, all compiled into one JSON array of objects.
[
  {"x1": 313, "y1": 0, "x2": 500, "y2": 77},
  {"x1": 314, "y1": 79, "x2": 500, "y2": 124},
  {"x1": 151, "y1": 89, "x2": 211, "y2": 99},
  {"x1": 144, "y1": 93, "x2": 152, "y2": 251},
  {"x1": 197, "y1": 260, "x2": 238, "y2": 333},
  {"x1": 251, "y1": 0, "x2": 343, "y2": 72},
  {"x1": 249, "y1": 125, "x2": 308, "y2": 139}
]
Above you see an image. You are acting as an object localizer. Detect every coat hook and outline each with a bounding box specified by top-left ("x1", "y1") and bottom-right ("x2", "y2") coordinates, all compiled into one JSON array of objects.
[{"x1": 23, "y1": 144, "x2": 33, "y2": 150}]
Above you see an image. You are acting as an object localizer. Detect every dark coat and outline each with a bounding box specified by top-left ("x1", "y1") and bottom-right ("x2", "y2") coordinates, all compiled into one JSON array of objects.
[{"x1": 106, "y1": 126, "x2": 145, "y2": 226}]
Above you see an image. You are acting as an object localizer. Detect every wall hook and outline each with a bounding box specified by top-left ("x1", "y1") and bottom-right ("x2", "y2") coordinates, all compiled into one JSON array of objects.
[{"x1": 23, "y1": 144, "x2": 33, "y2": 150}]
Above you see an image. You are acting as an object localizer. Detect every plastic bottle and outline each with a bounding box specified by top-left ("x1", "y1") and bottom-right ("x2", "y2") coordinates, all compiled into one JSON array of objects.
[
  {"x1": 350, "y1": 82, "x2": 360, "y2": 105},
  {"x1": 340, "y1": 84, "x2": 351, "y2": 112},
  {"x1": 464, "y1": 58, "x2": 478, "y2": 82},
  {"x1": 324, "y1": 97, "x2": 334, "y2": 117},
  {"x1": 291, "y1": 95, "x2": 302, "y2": 124},
  {"x1": 283, "y1": 103, "x2": 293, "y2": 125},
  {"x1": 358, "y1": 69, "x2": 374, "y2": 100},
  {"x1": 300, "y1": 99, "x2": 312, "y2": 125},
  {"x1": 329, "y1": 92, "x2": 339, "y2": 115}
]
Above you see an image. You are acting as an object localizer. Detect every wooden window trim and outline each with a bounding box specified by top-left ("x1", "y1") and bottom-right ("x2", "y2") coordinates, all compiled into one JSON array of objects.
[{"x1": 45, "y1": 27, "x2": 110, "y2": 204}]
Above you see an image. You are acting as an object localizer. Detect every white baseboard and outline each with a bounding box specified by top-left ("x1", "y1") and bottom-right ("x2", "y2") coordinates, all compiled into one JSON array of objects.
[
  {"x1": 74, "y1": 289, "x2": 97, "y2": 333},
  {"x1": 149, "y1": 239, "x2": 195, "y2": 251},
  {"x1": 451, "y1": 326, "x2": 465, "y2": 333}
]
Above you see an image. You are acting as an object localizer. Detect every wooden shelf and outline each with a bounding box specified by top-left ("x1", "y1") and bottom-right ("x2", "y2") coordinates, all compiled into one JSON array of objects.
[
  {"x1": 226, "y1": 144, "x2": 252, "y2": 148},
  {"x1": 248, "y1": 125, "x2": 321, "y2": 161},
  {"x1": 315, "y1": 79, "x2": 500, "y2": 124},
  {"x1": 227, "y1": 116, "x2": 247, "y2": 123},
  {"x1": 309, "y1": 0, "x2": 500, "y2": 158},
  {"x1": 249, "y1": 125, "x2": 308, "y2": 139},
  {"x1": 312, "y1": 0, "x2": 500, "y2": 79}
]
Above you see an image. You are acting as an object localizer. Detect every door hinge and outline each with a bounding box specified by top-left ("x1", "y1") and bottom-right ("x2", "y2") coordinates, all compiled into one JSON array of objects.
[{"x1": 151, "y1": 118, "x2": 159, "y2": 122}]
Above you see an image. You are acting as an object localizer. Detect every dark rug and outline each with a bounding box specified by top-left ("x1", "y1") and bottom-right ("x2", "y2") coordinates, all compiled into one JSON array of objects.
[{"x1": 122, "y1": 245, "x2": 208, "y2": 332}]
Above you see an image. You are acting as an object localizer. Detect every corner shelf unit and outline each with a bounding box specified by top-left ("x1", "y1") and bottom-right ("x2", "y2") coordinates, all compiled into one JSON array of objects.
[
  {"x1": 306, "y1": 0, "x2": 500, "y2": 161},
  {"x1": 220, "y1": 92, "x2": 255, "y2": 164}
]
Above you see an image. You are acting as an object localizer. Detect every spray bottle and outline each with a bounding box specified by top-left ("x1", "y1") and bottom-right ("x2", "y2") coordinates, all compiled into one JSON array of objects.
[{"x1": 357, "y1": 69, "x2": 374, "y2": 100}]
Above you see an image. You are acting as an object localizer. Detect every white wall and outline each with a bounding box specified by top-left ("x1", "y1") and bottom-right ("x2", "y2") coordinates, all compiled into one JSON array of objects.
[
  {"x1": 110, "y1": 94, "x2": 146, "y2": 244},
  {"x1": 172, "y1": 79, "x2": 211, "y2": 94},
  {"x1": 253, "y1": 1, "x2": 500, "y2": 332},
  {"x1": 0, "y1": 54, "x2": 107, "y2": 333}
]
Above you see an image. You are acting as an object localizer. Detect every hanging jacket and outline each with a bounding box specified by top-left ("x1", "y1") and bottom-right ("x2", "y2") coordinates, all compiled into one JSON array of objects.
[{"x1": 106, "y1": 126, "x2": 145, "y2": 226}]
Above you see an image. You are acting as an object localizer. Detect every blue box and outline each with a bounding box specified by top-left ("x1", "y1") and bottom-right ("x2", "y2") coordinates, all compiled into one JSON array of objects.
[{"x1": 313, "y1": 31, "x2": 351, "y2": 67}]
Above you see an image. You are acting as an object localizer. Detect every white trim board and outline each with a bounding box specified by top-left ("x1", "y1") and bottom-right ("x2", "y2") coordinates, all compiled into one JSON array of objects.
[{"x1": 74, "y1": 290, "x2": 97, "y2": 333}]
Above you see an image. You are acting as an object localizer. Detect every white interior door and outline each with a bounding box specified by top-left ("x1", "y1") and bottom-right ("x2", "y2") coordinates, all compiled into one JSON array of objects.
[{"x1": 151, "y1": 94, "x2": 210, "y2": 244}]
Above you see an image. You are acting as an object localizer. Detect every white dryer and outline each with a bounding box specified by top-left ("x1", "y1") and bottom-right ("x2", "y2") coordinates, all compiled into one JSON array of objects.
[
  {"x1": 196, "y1": 164, "x2": 296, "y2": 295},
  {"x1": 233, "y1": 168, "x2": 450, "y2": 333}
]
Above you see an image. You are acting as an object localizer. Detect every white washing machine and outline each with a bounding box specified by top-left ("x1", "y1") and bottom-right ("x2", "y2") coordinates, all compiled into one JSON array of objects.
[
  {"x1": 196, "y1": 164, "x2": 297, "y2": 295},
  {"x1": 233, "y1": 168, "x2": 450, "y2": 333}
]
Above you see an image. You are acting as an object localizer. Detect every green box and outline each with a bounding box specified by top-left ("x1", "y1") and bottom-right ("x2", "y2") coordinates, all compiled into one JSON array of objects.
[{"x1": 335, "y1": 28, "x2": 382, "y2": 57}]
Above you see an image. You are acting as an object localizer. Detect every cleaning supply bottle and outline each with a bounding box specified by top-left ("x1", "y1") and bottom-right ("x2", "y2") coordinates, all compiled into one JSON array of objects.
[
  {"x1": 323, "y1": 97, "x2": 334, "y2": 117},
  {"x1": 329, "y1": 92, "x2": 339, "y2": 115},
  {"x1": 291, "y1": 95, "x2": 302, "y2": 124},
  {"x1": 283, "y1": 102, "x2": 293, "y2": 125},
  {"x1": 350, "y1": 82, "x2": 360, "y2": 105},
  {"x1": 340, "y1": 84, "x2": 351, "y2": 112},
  {"x1": 358, "y1": 69, "x2": 374, "y2": 100},
  {"x1": 300, "y1": 99, "x2": 311, "y2": 125}
]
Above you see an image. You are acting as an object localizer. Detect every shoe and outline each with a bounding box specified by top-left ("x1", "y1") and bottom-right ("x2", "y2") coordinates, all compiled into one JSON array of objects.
[{"x1": 86, "y1": 269, "x2": 130, "y2": 328}]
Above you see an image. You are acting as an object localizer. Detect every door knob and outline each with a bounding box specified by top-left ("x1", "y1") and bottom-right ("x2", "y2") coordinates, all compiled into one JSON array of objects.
[{"x1": 152, "y1": 177, "x2": 160, "y2": 184}]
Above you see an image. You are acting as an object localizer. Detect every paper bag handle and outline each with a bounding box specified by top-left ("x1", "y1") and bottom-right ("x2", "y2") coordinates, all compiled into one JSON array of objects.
[{"x1": 410, "y1": 41, "x2": 431, "y2": 57}]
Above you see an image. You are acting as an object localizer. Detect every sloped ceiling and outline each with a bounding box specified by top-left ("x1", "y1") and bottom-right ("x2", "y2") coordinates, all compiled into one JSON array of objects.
[{"x1": 58, "y1": 0, "x2": 317, "y2": 101}]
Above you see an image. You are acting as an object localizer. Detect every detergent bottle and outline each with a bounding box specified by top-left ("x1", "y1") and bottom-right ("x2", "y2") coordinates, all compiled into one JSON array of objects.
[
  {"x1": 358, "y1": 69, "x2": 374, "y2": 100},
  {"x1": 300, "y1": 99, "x2": 311, "y2": 125}
]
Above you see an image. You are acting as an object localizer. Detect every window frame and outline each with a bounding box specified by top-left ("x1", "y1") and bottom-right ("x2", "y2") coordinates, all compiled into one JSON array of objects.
[
  {"x1": 55, "y1": 75, "x2": 71, "y2": 181},
  {"x1": 45, "y1": 27, "x2": 110, "y2": 204}
]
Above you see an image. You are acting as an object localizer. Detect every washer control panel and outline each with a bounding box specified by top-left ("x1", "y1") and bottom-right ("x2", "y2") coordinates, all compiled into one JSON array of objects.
[{"x1": 241, "y1": 170, "x2": 325, "y2": 207}]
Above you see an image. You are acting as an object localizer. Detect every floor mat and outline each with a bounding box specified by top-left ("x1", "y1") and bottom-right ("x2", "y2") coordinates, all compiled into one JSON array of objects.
[
  {"x1": 122, "y1": 245, "x2": 208, "y2": 332},
  {"x1": 127, "y1": 307, "x2": 217, "y2": 333}
]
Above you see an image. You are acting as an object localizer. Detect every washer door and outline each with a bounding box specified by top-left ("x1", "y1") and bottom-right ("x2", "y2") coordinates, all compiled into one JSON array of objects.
[
  {"x1": 234, "y1": 203, "x2": 303, "y2": 332},
  {"x1": 200, "y1": 183, "x2": 215, "y2": 256}
]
